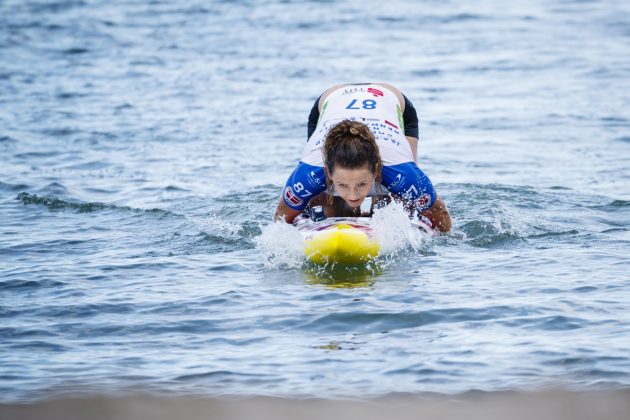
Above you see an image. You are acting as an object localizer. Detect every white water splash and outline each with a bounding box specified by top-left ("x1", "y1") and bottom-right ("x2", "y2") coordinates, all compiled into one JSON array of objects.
[
  {"x1": 195, "y1": 213, "x2": 242, "y2": 237},
  {"x1": 256, "y1": 203, "x2": 432, "y2": 269},
  {"x1": 255, "y1": 221, "x2": 305, "y2": 269},
  {"x1": 371, "y1": 201, "x2": 431, "y2": 255}
]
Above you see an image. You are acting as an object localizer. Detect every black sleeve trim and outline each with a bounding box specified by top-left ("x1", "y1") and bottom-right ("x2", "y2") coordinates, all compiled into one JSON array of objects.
[
  {"x1": 402, "y1": 94, "x2": 419, "y2": 138},
  {"x1": 307, "y1": 95, "x2": 322, "y2": 140}
]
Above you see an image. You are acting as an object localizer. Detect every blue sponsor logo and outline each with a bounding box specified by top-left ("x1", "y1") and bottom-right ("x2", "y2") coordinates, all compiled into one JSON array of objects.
[{"x1": 307, "y1": 170, "x2": 324, "y2": 188}]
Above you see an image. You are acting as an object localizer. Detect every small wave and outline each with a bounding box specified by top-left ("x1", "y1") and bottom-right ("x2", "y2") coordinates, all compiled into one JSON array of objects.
[
  {"x1": 0, "y1": 182, "x2": 30, "y2": 192},
  {"x1": 17, "y1": 192, "x2": 109, "y2": 213},
  {"x1": 7, "y1": 340, "x2": 68, "y2": 352},
  {"x1": 14, "y1": 151, "x2": 64, "y2": 159},
  {"x1": 62, "y1": 47, "x2": 89, "y2": 55},
  {"x1": 174, "y1": 370, "x2": 274, "y2": 383},
  {"x1": 527, "y1": 230, "x2": 579, "y2": 239},
  {"x1": 42, "y1": 127, "x2": 80, "y2": 137},
  {"x1": 31, "y1": 303, "x2": 136, "y2": 319},
  {"x1": 411, "y1": 69, "x2": 442, "y2": 77},
  {"x1": 600, "y1": 116, "x2": 628, "y2": 127},
  {"x1": 25, "y1": 0, "x2": 86, "y2": 14},
  {"x1": 444, "y1": 183, "x2": 587, "y2": 248},
  {"x1": 16, "y1": 192, "x2": 176, "y2": 217},
  {"x1": 0, "y1": 135, "x2": 16, "y2": 144},
  {"x1": 609, "y1": 200, "x2": 630, "y2": 207},
  {"x1": 460, "y1": 220, "x2": 522, "y2": 248},
  {"x1": 194, "y1": 231, "x2": 254, "y2": 253},
  {"x1": 1, "y1": 278, "x2": 66, "y2": 291},
  {"x1": 56, "y1": 91, "x2": 85, "y2": 99},
  {"x1": 188, "y1": 213, "x2": 261, "y2": 254},
  {"x1": 589, "y1": 199, "x2": 630, "y2": 213},
  {"x1": 164, "y1": 185, "x2": 191, "y2": 192},
  {"x1": 499, "y1": 315, "x2": 589, "y2": 331},
  {"x1": 295, "y1": 305, "x2": 517, "y2": 334},
  {"x1": 39, "y1": 182, "x2": 68, "y2": 195}
]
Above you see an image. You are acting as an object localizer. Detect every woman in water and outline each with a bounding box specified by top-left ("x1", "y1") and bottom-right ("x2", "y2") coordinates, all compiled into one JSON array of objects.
[{"x1": 274, "y1": 82, "x2": 451, "y2": 233}]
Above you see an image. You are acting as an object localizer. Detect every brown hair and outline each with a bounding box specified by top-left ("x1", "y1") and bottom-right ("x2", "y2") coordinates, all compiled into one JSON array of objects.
[{"x1": 323, "y1": 120, "x2": 382, "y2": 203}]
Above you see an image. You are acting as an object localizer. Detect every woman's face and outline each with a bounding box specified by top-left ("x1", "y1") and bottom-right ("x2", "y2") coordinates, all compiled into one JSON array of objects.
[{"x1": 327, "y1": 164, "x2": 374, "y2": 209}]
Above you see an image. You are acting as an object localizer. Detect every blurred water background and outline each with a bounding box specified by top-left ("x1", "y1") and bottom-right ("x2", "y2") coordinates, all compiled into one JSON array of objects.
[{"x1": 1, "y1": 0, "x2": 629, "y2": 403}]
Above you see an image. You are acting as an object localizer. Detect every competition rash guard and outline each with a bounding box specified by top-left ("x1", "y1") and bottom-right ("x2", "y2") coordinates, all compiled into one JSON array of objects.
[{"x1": 282, "y1": 84, "x2": 436, "y2": 212}]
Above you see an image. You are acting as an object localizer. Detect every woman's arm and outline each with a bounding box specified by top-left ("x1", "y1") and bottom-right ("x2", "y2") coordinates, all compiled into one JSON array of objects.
[
  {"x1": 421, "y1": 195, "x2": 452, "y2": 233},
  {"x1": 274, "y1": 198, "x2": 302, "y2": 224}
]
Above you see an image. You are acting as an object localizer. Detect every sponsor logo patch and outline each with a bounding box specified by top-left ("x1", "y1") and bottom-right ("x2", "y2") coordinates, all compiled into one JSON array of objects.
[
  {"x1": 368, "y1": 87, "x2": 384, "y2": 97},
  {"x1": 342, "y1": 87, "x2": 366, "y2": 95},
  {"x1": 389, "y1": 173, "x2": 405, "y2": 190},
  {"x1": 284, "y1": 186, "x2": 303, "y2": 207},
  {"x1": 308, "y1": 170, "x2": 324, "y2": 187}
]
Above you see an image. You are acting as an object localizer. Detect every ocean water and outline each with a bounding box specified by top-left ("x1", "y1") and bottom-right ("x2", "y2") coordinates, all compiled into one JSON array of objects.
[{"x1": 1, "y1": 0, "x2": 629, "y2": 403}]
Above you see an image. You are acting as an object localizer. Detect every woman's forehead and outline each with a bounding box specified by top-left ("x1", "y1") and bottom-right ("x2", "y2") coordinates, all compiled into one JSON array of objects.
[{"x1": 330, "y1": 166, "x2": 373, "y2": 182}]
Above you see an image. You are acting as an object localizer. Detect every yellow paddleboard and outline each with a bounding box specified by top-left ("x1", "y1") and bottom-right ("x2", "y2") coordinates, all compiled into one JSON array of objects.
[{"x1": 295, "y1": 217, "x2": 379, "y2": 264}]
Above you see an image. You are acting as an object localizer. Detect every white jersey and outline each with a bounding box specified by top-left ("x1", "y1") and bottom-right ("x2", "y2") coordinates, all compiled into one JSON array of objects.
[
  {"x1": 282, "y1": 84, "x2": 436, "y2": 212},
  {"x1": 301, "y1": 84, "x2": 414, "y2": 167}
]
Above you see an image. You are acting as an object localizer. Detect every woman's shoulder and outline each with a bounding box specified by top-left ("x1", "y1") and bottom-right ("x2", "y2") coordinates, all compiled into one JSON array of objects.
[
  {"x1": 372, "y1": 82, "x2": 405, "y2": 105},
  {"x1": 318, "y1": 83, "x2": 350, "y2": 106}
]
